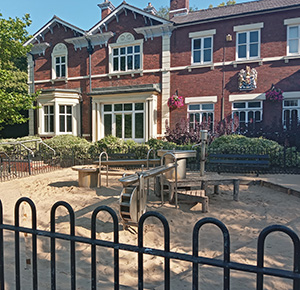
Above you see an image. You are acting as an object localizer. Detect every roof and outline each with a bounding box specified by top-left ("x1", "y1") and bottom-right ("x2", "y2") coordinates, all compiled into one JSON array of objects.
[
  {"x1": 88, "y1": 2, "x2": 170, "y2": 35},
  {"x1": 172, "y1": 0, "x2": 300, "y2": 25},
  {"x1": 24, "y1": 16, "x2": 85, "y2": 46}
]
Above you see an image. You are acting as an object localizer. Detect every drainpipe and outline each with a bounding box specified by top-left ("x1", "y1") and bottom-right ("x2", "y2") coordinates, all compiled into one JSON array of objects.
[{"x1": 87, "y1": 39, "x2": 94, "y2": 140}]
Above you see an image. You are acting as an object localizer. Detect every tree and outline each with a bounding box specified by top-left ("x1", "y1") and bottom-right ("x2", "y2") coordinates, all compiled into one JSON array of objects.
[
  {"x1": 157, "y1": 5, "x2": 198, "y2": 20},
  {"x1": 209, "y1": 0, "x2": 236, "y2": 8},
  {"x1": 0, "y1": 13, "x2": 37, "y2": 131}
]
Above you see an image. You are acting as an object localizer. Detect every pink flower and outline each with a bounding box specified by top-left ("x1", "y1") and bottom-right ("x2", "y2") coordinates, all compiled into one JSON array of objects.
[{"x1": 167, "y1": 95, "x2": 184, "y2": 109}]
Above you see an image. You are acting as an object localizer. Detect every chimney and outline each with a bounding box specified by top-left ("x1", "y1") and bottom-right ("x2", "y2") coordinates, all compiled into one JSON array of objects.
[
  {"x1": 144, "y1": 2, "x2": 157, "y2": 15},
  {"x1": 98, "y1": 0, "x2": 115, "y2": 19},
  {"x1": 169, "y1": 0, "x2": 189, "y2": 18}
]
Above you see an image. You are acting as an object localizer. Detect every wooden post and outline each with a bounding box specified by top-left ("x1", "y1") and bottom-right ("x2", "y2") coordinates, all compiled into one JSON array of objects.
[{"x1": 233, "y1": 179, "x2": 240, "y2": 201}]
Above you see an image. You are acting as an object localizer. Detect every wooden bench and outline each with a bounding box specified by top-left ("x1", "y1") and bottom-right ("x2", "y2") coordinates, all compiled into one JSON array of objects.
[{"x1": 208, "y1": 153, "x2": 269, "y2": 176}]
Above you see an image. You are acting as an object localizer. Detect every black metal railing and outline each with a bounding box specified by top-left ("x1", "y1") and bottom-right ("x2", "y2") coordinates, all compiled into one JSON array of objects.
[
  {"x1": 0, "y1": 139, "x2": 59, "y2": 181},
  {"x1": 0, "y1": 197, "x2": 299, "y2": 289}
]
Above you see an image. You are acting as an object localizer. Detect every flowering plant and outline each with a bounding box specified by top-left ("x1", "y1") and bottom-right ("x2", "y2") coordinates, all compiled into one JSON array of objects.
[
  {"x1": 167, "y1": 94, "x2": 184, "y2": 109},
  {"x1": 265, "y1": 85, "x2": 283, "y2": 102}
]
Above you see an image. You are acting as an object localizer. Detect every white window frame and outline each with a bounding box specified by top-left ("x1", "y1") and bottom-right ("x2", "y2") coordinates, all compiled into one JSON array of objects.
[
  {"x1": 285, "y1": 18, "x2": 300, "y2": 56},
  {"x1": 44, "y1": 105, "x2": 54, "y2": 133},
  {"x1": 59, "y1": 105, "x2": 73, "y2": 133},
  {"x1": 102, "y1": 102, "x2": 145, "y2": 142},
  {"x1": 189, "y1": 29, "x2": 216, "y2": 65},
  {"x1": 234, "y1": 23, "x2": 263, "y2": 61},
  {"x1": 109, "y1": 33, "x2": 143, "y2": 74},
  {"x1": 37, "y1": 91, "x2": 80, "y2": 137},
  {"x1": 287, "y1": 25, "x2": 300, "y2": 55},
  {"x1": 282, "y1": 99, "x2": 300, "y2": 129},
  {"x1": 187, "y1": 103, "x2": 214, "y2": 130},
  {"x1": 231, "y1": 101, "x2": 263, "y2": 127},
  {"x1": 51, "y1": 43, "x2": 68, "y2": 80}
]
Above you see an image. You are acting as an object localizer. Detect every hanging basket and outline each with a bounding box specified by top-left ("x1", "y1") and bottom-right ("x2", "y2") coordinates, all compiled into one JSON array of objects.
[
  {"x1": 265, "y1": 85, "x2": 283, "y2": 102},
  {"x1": 167, "y1": 95, "x2": 184, "y2": 109}
]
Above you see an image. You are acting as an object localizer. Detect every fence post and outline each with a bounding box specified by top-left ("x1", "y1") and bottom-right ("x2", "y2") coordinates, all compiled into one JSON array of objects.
[{"x1": 28, "y1": 151, "x2": 32, "y2": 175}]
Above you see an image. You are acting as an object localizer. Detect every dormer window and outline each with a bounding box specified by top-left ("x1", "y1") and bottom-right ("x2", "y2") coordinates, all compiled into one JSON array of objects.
[
  {"x1": 52, "y1": 43, "x2": 68, "y2": 80},
  {"x1": 109, "y1": 33, "x2": 143, "y2": 73}
]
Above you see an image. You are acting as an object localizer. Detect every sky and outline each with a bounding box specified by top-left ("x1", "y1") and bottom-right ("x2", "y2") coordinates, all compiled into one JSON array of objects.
[{"x1": 0, "y1": 0, "x2": 251, "y2": 35}]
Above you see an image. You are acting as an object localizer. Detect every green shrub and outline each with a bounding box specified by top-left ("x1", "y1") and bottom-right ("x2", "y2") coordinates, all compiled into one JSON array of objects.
[
  {"x1": 208, "y1": 135, "x2": 300, "y2": 167},
  {"x1": 89, "y1": 136, "x2": 150, "y2": 159},
  {"x1": 43, "y1": 135, "x2": 91, "y2": 160}
]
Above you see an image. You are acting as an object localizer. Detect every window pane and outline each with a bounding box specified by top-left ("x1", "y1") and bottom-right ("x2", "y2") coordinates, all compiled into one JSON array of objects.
[
  {"x1": 289, "y1": 39, "x2": 298, "y2": 53},
  {"x1": 134, "y1": 45, "x2": 140, "y2": 53},
  {"x1": 104, "y1": 104, "x2": 112, "y2": 112},
  {"x1": 113, "y1": 48, "x2": 118, "y2": 56},
  {"x1": 189, "y1": 113, "x2": 194, "y2": 123},
  {"x1": 233, "y1": 102, "x2": 246, "y2": 109},
  {"x1": 67, "y1": 116, "x2": 72, "y2": 132},
  {"x1": 60, "y1": 116, "x2": 65, "y2": 132},
  {"x1": 120, "y1": 56, "x2": 126, "y2": 71},
  {"x1": 114, "y1": 104, "x2": 122, "y2": 111},
  {"x1": 135, "y1": 113, "x2": 144, "y2": 138},
  {"x1": 44, "y1": 116, "x2": 48, "y2": 132},
  {"x1": 50, "y1": 115, "x2": 54, "y2": 132},
  {"x1": 135, "y1": 103, "x2": 144, "y2": 110},
  {"x1": 127, "y1": 55, "x2": 133, "y2": 70},
  {"x1": 125, "y1": 114, "x2": 132, "y2": 138},
  {"x1": 250, "y1": 31, "x2": 258, "y2": 43},
  {"x1": 116, "y1": 115, "x2": 122, "y2": 138},
  {"x1": 289, "y1": 26, "x2": 298, "y2": 39},
  {"x1": 124, "y1": 104, "x2": 132, "y2": 111},
  {"x1": 203, "y1": 37, "x2": 211, "y2": 48},
  {"x1": 127, "y1": 46, "x2": 133, "y2": 54},
  {"x1": 59, "y1": 106, "x2": 65, "y2": 113},
  {"x1": 104, "y1": 114, "x2": 112, "y2": 136},
  {"x1": 44, "y1": 106, "x2": 48, "y2": 114},
  {"x1": 203, "y1": 49, "x2": 211, "y2": 62},
  {"x1": 255, "y1": 111, "x2": 261, "y2": 121},
  {"x1": 56, "y1": 65, "x2": 60, "y2": 77},
  {"x1": 202, "y1": 103, "x2": 214, "y2": 110},
  {"x1": 56, "y1": 57, "x2": 60, "y2": 64},
  {"x1": 250, "y1": 43, "x2": 258, "y2": 57},
  {"x1": 284, "y1": 100, "x2": 298, "y2": 107},
  {"x1": 113, "y1": 58, "x2": 118, "y2": 71},
  {"x1": 248, "y1": 111, "x2": 254, "y2": 122},
  {"x1": 239, "y1": 112, "x2": 245, "y2": 122},
  {"x1": 189, "y1": 104, "x2": 200, "y2": 110},
  {"x1": 193, "y1": 51, "x2": 201, "y2": 63},
  {"x1": 238, "y1": 45, "x2": 247, "y2": 58},
  {"x1": 50, "y1": 106, "x2": 54, "y2": 114},
  {"x1": 248, "y1": 102, "x2": 261, "y2": 108},
  {"x1": 134, "y1": 55, "x2": 140, "y2": 69},
  {"x1": 120, "y1": 47, "x2": 125, "y2": 55},
  {"x1": 195, "y1": 113, "x2": 200, "y2": 123},
  {"x1": 238, "y1": 33, "x2": 246, "y2": 44},
  {"x1": 67, "y1": 105, "x2": 72, "y2": 114},
  {"x1": 193, "y1": 39, "x2": 201, "y2": 49}
]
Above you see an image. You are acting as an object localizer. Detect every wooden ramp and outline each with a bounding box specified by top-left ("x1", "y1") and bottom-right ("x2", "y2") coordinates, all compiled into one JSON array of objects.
[{"x1": 176, "y1": 189, "x2": 208, "y2": 213}]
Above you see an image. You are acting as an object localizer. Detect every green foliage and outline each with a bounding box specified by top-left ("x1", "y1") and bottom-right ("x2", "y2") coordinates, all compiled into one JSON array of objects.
[
  {"x1": 0, "y1": 13, "x2": 37, "y2": 131},
  {"x1": 209, "y1": 0, "x2": 236, "y2": 8},
  {"x1": 43, "y1": 135, "x2": 91, "y2": 160},
  {"x1": 157, "y1": 5, "x2": 198, "y2": 20},
  {"x1": 208, "y1": 135, "x2": 300, "y2": 167}
]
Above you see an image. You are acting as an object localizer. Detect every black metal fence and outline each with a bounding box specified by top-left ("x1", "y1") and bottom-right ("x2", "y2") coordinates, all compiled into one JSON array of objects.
[
  {"x1": 0, "y1": 140, "x2": 59, "y2": 181},
  {"x1": 0, "y1": 197, "x2": 299, "y2": 289}
]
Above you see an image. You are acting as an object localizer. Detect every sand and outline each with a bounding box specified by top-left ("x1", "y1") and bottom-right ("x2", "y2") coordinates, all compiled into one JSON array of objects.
[{"x1": 0, "y1": 168, "x2": 299, "y2": 289}]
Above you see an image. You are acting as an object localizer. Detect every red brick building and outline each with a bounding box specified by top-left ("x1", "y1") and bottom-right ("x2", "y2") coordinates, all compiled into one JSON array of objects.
[{"x1": 25, "y1": 0, "x2": 300, "y2": 142}]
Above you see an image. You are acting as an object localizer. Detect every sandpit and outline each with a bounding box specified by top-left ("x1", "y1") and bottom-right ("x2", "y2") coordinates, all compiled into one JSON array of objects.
[{"x1": 0, "y1": 168, "x2": 299, "y2": 289}]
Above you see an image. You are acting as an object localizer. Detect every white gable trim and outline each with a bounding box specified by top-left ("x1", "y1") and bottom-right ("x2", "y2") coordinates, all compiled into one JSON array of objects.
[
  {"x1": 89, "y1": 3, "x2": 170, "y2": 35},
  {"x1": 189, "y1": 29, "x2": 216, "y2": 39},
  {"x1": 24, "y1": 17, "x2": 85, "y2": 46},
  {"x1": 233, "y1": 22, "x2": 264, "y2": 32},
  {"x1": 284, "y1": 17, "x2": 300, "y2": 26}
]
